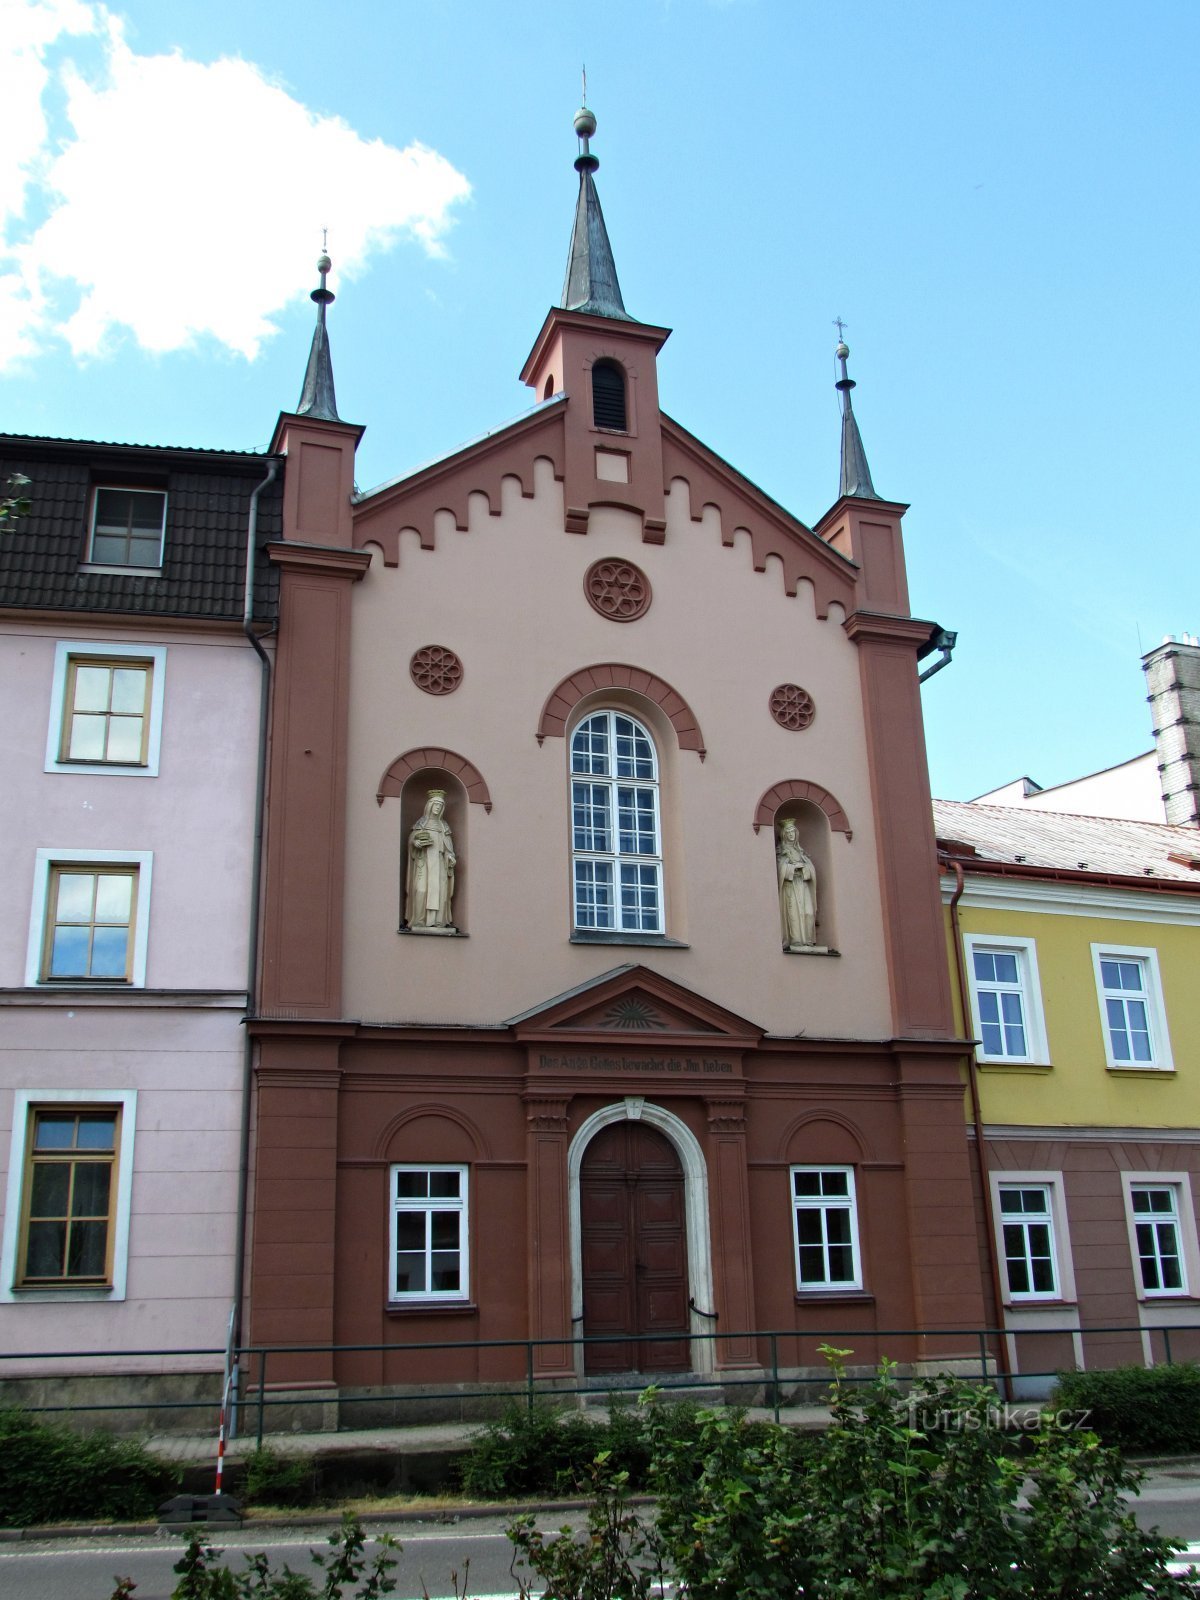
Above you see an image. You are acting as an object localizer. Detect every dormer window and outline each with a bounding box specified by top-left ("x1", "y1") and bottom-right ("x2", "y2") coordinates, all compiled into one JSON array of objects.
[
  {"x1": 88, "y1": 488, "x2": 166, "y2": 568},
  {"x1": 591, "y1": 361, "x2": 627, "y2": 431}
]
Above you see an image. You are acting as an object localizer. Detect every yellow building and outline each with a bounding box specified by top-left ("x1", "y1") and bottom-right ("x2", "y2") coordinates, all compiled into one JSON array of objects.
[{"x1": 936, "y1": 800, "x2": 1200, "y2": 1391}]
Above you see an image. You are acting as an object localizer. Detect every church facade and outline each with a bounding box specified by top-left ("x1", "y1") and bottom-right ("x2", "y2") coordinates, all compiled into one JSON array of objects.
[{"x1": 248, "y1": 109, "x2": 986, "y2": 1408}]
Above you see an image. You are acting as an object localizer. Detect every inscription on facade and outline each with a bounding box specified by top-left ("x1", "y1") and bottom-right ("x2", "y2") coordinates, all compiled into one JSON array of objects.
[{"x1": 538, "y1": 1052, "x2": 733, "y2": 1075}]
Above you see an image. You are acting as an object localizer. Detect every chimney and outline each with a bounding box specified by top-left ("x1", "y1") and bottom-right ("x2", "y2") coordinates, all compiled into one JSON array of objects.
[{"x1": 1143, "y1": 635, "x2": 1200, "y2": 826}]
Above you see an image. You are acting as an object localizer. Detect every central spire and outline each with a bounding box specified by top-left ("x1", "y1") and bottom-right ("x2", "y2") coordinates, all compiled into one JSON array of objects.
[{"x1": 560, "y1": 103, "x2": 633, "y2": 322}]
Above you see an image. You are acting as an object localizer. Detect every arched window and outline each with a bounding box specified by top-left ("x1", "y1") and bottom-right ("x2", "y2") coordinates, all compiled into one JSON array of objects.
[
  {"x1": 570, "y1": 711, "x2": 662, "y2": 933},
  {"x1": 591, "y1": 360, "x2": 627, "y2": 431}
]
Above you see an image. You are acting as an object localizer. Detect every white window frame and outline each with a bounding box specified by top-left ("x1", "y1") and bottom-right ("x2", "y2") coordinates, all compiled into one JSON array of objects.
[
  {"x1": 569, "y1": 710, "x2": 665, "y2": 935},
  {"x1": 0, "y1": 1088, "x2": 137, "y2": 1303},
  {"x1": 387, "y1": 1164, "x2": 469, "y2": 1304},
  {"x1": 790, "y1": 1165, "x2": 862, "y2": 1292},
  {"x1": 25, "y1": 849, "x2": 153, "y2": 988},
  {"x1": 1090, "y1": 944, "x2": 1173, "y2": 1071},
  {"x1": 1121, "y1": 1173, "x2": 1199, "y2": 1299},
  {"x1": 991, "y1": 1172, "x2": 1076, "y2": 1305},
  {"x1": 962, "y1": 934, "x2": 1049, "y2": 1065},
  {"x1": 85, "y1": 486, "x2": 166, "y2": 571},
  {"x1": 44, "y1": 641, "x2": 166, "y2": 777}
]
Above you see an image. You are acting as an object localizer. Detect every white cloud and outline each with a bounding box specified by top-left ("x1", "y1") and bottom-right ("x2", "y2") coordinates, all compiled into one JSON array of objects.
[{"x1": 0, "y1": 1, "x2": 471, "y2": 366}]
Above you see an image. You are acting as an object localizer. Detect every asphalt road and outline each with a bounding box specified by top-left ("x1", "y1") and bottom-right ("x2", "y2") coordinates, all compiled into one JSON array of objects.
[{"x1": 8, "y1": 1476, "x2": 1200, "y2": 1600}]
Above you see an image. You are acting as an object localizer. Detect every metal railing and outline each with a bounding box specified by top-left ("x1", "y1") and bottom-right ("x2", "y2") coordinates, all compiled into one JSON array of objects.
[{"x1": 3, "y1": 1320, "x2": 1197, "y2": 1442}]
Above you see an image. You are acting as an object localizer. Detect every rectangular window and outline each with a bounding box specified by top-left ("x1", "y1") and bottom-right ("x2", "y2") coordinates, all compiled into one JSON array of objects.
[
  {"x1": 1091, "y1": 946, "x2": 1173, "y2": 1070},
  {"x1": 45, "y1": 641, "x2": 166, "y2": 777},
  {"x1": 389, "y1": 1165, "x2": 468, "y2": 1301},
  {"x1": 791, "y1": 1167, "x2": 861, "y2": 1290},
  {"x1": 1127, "y1": 1182, "x2": 1189, "y2": 1296},
  {"x1": 1, "y1": 1090, "x2": 137, "y2": 1302},
  {"x1": 963, "y1": 936, "x2": 1048, "y2": 1064},
  {"x1": 88, "y1": 487, "x2": 166, "y2": 568},
  {"x1": 998, "y1": 1184, "x2": 1058, "y2": 1299},
  {"x1": 26, "y1": 849, "x2": 153, "y2": 988},
  {"x1": 43, "y1": 865, "x2": 137, "y2": 981},
  {"x1": 18, "y1": 1108, "x2": 121, "y2": 1287}
]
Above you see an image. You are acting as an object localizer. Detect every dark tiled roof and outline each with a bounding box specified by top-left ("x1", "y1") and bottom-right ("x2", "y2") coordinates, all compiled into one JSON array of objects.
[
  {"x1": 934, "y1": 799, "x2": 1200, "y2": 885},
  {"x1": 0, "y1": 438, "x2": 280, "y2": 622}
]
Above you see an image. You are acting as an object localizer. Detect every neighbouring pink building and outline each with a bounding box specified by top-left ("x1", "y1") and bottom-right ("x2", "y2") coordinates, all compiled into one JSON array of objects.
[{"x1": 0, "y1": 434, "x2": 280, "y2": 1419}]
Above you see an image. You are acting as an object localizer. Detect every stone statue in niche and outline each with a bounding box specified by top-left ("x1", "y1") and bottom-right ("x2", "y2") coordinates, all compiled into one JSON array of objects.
[
  {"x1": 777, "y1": 818, "x2": 818, "y2": 950},
  {"x1": 405, "y1": 789, "x2": 457, "y2": 933}
]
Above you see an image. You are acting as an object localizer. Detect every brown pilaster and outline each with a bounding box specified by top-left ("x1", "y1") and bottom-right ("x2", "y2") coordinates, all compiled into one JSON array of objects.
[
  {"x1": 705, "y1": 1097, "x2": 758, "y2": 1369},
  {"x1": 892, "y1": 1044, "x2": 987, "y2": 1347},
  {"x1": 259, "y1": 543, "x2": 370, "y2": 1017},
  {"x1": 249, "y1": 1039, "x2": 346, "y2": 1383},
  {"x1": 844, "y1": 611, "x2": 956, "y2": 1038},
  {"x1": 524, "y1": 1095, "x2": 575, "y2": 1378}
]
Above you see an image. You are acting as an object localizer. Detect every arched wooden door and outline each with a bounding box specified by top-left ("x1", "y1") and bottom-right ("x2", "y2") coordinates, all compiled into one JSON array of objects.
[{"x1": 580, "y1": 1121, "x2": 689, "y2": 1373}]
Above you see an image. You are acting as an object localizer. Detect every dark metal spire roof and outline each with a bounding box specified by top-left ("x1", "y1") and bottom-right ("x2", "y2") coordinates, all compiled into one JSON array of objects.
[
  {"x1": 835, "y1": 338, "x2": 879, "y2": 500},
  {"x1": 560, "y1": 105, "x2": 633, "y2": 322},
  {"x1": 296, "y1": 252, "x2": 340, "y2": 421}
]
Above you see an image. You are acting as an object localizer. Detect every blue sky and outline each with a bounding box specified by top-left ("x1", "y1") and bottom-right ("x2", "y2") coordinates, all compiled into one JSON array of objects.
[{"x1": 4, "y1": 0, "x2": 1197, "y2": 802}]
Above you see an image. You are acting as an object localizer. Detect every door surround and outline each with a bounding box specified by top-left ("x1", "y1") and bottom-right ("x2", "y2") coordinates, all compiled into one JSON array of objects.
[{"x1": 568, "y1": 1098, "x2": 714, "y2": 1378}]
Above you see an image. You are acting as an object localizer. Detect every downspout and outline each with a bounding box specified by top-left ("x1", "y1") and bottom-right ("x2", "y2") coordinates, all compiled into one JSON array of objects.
[
  {"x1": 229, "y1": 459, "x2": 278, "y2": 1430},
  {"x1": 945, "y1": 856, "x2": 1011, "y2": 1393}
]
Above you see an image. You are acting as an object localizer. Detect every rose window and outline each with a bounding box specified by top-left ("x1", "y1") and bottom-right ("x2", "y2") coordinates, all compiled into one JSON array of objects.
[
  {"x1": 769, "y1": 684, "x2": 816, "y2": 731},
  {"x1": 410, "y1": 645, "x2": 464, "y2": 696},
  {"x1": 584, "y1": 559, "x2": 652, "y2": 622}
]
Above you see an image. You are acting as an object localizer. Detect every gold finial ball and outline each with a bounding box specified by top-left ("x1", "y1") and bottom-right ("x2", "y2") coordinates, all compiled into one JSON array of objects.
[
  {"x1": 317, "y1": 252, "x2": 332, "y2": 275},
  {"x1": 574, "y1": 106, "x2": 597, "y2": 139},
  {"x1": 836, "y1": 341, "x2": 849, "y2": 360}
]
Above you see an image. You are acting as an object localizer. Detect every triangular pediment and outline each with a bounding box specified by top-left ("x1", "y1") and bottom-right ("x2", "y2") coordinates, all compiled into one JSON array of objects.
[{"x1": 507, "y1": 964, "x2": 762, "y2": 1044}]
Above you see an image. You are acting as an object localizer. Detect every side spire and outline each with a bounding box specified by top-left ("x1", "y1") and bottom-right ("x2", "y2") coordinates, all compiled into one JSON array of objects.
[
  {"x1": 296, "y1": 250, "x2": 340, "y2": 422},
  {"x1": 560, "y1": 101, "x2": 632, "y2": 322},
  {"x1": 834, "y1": 332, "x2": 879, "y2": 500}
]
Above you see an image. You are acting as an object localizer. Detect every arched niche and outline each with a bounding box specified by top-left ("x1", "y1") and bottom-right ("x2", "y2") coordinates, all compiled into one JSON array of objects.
[{"x1": 772, "y1": 798, "x2": 837, "y2": 953}]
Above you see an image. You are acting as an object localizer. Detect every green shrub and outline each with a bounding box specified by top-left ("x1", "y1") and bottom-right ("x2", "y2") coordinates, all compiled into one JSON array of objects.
[
  {"x1": 0, "y1": 1406, "x2": 176, "y2": 1527},
  {"x1": 458, "y1": 1401, "x2": 601, "y2": 1498},
  {"x1": 1054, "y1": 1362, "x2": 1200, "y2": 1453},
  {"x1": 241, "y1": 1444, "x2": 318, "y2": 1507},
  {"x1": 109, "y1": 1513, "x2": 398, "y2": 1599},
  {"x1": 633, "y1": 1356, "x2": 1190, "y2": 1599}
]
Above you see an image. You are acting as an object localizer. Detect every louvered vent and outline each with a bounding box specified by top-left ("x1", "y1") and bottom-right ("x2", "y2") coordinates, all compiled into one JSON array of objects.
[{"x1": 591, "y1": 362, "x2": 627, "y2": 431}]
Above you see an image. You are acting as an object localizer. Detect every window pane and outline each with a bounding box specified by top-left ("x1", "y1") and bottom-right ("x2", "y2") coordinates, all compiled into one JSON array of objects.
[
  {"x1": 56, "y1": 873, "x2": 96, "y2": 922},
  {"x1": 25, "y1": 1220, "x2": 66, "y2": 1278},
  {"x1": 617, "y1": 787, "x2": 656, "y2": 855},
  {"x1": 798, "y1": 1244, "x2": 826, "y2": 1281},
  {"x1": 94, "y1": 874, "x2": 133, "y2": 923},
  {"x1": 71, "y1": 1163, "x2": 111, "y2": 1217},
  {"x1": 68, "y1": 715, "x2": 107, "y2": 760},
  {"x1": 50, "y1": 926, "x2": 90, "y2": 977},
  {"x1": 973, "y1": 951, "x2": 997, "y2": 983},
  {"x1": 571, "y1": 718, "x2": 609, "y2": 775},
  {"x1": 393, "y1": 1253, "x2": 427, "y2": 1294},
  {"x1": 110, "y1": 669, "x2": 148, "y2": 714},
  {"x1": 76, "y1": 1115, "x2": 118, "y2": 1150},
  {"x1": 796, "y1": 1211, "x2": 823, "y2": 1245},
  {"x1": 572, "y1": 783, "x2": 612, "y2": 852},
  {"x1": 68, "y1": 1219, "x2": 108, "y2": 1278},
  {"x1": 30, "y1": 1162, "x2": 70, "y2": 1213},
  {"x1": 820, "y1": 1171, "x2": 849, "y2": 1197},
  {"x1": 574, "y1": 860, "x2": 614, "y2": 929},
  {"x1": 91, "y1": 534, "x2": 128, "y2": 564},
  {"x1": 992, "y1": 952, "x2": 1019, "y2": 984},
  {"x1": 827, "y1": 1243, "x2": 854, "y2": 1282},
  {"x1": 73, "y1": 666, "x2": 111, "y2": 712},
  {"x1": 429, "y1": 1171, "x2": 460, "y2": 1198},
  {"x1": 34, "y1": 1116, "x2": 77, "y2": 1151},
  {"x1": 395, "y1": 1171, "x2": 429, "y2": 1199},
  {"x1": 105, "y1": 717, "x2": 144, "y2": 764},
  {"x1": 430, "y1": 1254, "x2": 461, "y2": 1291},
  {"x1": 430, "y1": 1211, "x2": 460, "y2": 1249},
  {"x1": 90, "y1": 925, "x2": 130, "y2": 978},
  {"x1": 130, "y1": 535, "x2": 162, "y2": 565},
  {"x1": 394, "y1": 1214, "x2": 426, "y2": 1250}
]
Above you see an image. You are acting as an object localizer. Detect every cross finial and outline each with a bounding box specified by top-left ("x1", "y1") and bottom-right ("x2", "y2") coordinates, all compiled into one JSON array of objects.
[
  {"x1": 322, "y1": 226, "x2": 328, "y2": 252},
  {"x1": 582, "y1": 64, "x2": 587, "y2": 104},
  {"x1": 833, "y1": 316, "x2": 848, "y2": 342}
]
